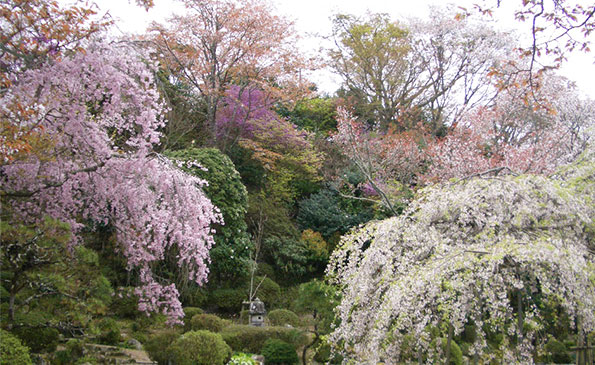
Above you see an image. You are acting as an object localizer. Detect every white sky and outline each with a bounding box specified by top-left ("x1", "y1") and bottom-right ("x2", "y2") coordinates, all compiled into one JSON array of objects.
[{"x1": 93, "y1": 0, "x2": 595, "y2": 98}]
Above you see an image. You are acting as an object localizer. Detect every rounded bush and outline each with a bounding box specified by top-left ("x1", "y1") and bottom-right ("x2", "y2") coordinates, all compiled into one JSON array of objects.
[
  {"x1": 220, "y1": 325, "x2": 306, "y2": 354},
  {"x1": 97, "y1": 318, "x2": 121, "y2": 345},
  {"x1": 545, "y1": 338, "x2": 571, "y2": 363},
  {"x1": 13, "y1": 326, "x2": 59, "y2": 353},
  {"x1": 183, "y1": 307, "x2": 204, "y2": 330},
  {"x1": 184, "y1": 306, "x2": 204, "y2": 319},
  {"x1": 0, "y1": 329, "x2": 32, "y2": 364},
  {"x1": 261, "y1": 339, "x2": 298, "y2": 365},
  {"x1": 168, "y1": 330, "x2": 231, "y2": 365},
  {"x1": 189, "y1": 313, "x2": 227, "y2": 333},
  {"x1": 145, "y1": 329, "x2": 181, "y2": 365},
  {"x1": 52, "y1": 338, "x2": 85, "y2": 364},
  {"x1": 65, "y1": 339, "x2": 84, "y2": 358},
  {"x1": 267, "y1": 309, "x2": 300, "y2": 327}
]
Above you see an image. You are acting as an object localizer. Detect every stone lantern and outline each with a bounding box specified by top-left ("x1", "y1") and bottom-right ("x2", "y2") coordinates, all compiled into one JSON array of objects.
[{"x1": 247, "y1": 297, "x2": 266, "y2": 327}]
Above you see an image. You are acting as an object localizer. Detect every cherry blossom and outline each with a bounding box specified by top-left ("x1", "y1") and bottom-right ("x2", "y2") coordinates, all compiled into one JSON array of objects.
[
  {"x1": 327, "y1": 146, "x2": 595, "y2": 363},
  {"x1": 1, "y1": 40, "x2": 222, "y2": 324}
]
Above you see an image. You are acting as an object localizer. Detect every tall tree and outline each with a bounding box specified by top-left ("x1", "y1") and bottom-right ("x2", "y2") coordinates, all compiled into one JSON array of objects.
[
  {"x1": 0, "y1": 40, "x2": 221, "y2": 324},
  {"x1": 423, "y1": 74, "x2": 595, "y2": 183},
  {"x1": 327, "y1": 147, "x2": 595, "y2": 363},
  {"x1": 149, "y1": 0, "x2": 311, "y2": 141},
  {"x1": 329, "y1": 9, "x2": 511, "y2": 131}
]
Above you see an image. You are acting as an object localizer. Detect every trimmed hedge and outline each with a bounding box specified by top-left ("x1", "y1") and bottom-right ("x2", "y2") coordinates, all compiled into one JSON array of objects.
[
  {"x1": 168, "y1": 330, "x2": 231, "y2": 365},
  {"x1": 220, "y1": 325, "x2": 306, "y2": 354},
  {"x1": 267, "y1": 309, "x2": 300, "y2": 327},
  {"x1": 261, "y1": 339, "x2": 298, "y2": 365},
  {"x1": 183, "y1": 307, "x2": 204, "y2": 330},
  {"x1": 145, "y1": 329, "x2": 181, "y2": 365},
  {"x1": 188, "y1": 313, "x2": 228, "y2": 333}
]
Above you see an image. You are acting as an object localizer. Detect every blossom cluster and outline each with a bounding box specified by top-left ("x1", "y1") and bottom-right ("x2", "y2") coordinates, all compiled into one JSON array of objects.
[
  {"x1": 327, "y1": 147, "x2": 595, "y2": 363},
  {"x1": 1, "y1": 41, "x2": 222, "y2": 324}
]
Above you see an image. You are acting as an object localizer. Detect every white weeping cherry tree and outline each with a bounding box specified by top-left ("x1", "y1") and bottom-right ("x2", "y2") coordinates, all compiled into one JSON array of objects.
[{"x1": 327, "y1": 144, "x2": 595, "y2": 364}]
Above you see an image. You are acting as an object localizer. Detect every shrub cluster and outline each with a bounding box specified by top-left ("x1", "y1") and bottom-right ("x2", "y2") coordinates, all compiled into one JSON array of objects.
[
  {"x1": 267, "y1": 309, "x2": 300, "y2": 327},
  {"x1": 220, "y1": 325, "x2": 306, "y2": 354},
  {"x1": 168, "y1": 330, "x2": 231, "y2": 365},
  {"x1": 188, "y1": 313, "x2": 228, "y2": 333},
  {"x1": 144, "y1": 329, "x2": 181, "y2": 365},
  {"x1": 261, "y1": 338, "x2": 299, "y2": 365}
]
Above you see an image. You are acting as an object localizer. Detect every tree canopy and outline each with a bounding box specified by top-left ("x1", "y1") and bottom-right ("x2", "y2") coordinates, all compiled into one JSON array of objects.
[{"x1": 327, "y1": 145, "x2": 595, "y2": 363}]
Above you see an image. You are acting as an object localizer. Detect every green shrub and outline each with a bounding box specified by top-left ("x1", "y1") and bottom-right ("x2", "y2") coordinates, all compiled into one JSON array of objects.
[
  {"x1": 220, "y1": 325, "x2": 306, "y2": 354},
  {"x1": 130, "y1": 331, "x2": 148, "y2": 344},
  {"x1": 0, "y1": 329, "x2": 32, "y2": 364},
  {"x1": 97, "y1": 318, "x2": 121, "y2": 345},
  {"x1": 168, "y1": 330, "x2": 231, "y2": 365},
  {"x1": 13, "y1": 326, "x2": 59, "y2": 353},
  {"x1": 144, "y1": 329, "x2": 181, "y2": 365},
  {"x1": 188, "y1": 313, "x2": 228, "y2": 333},
  {"x1": 544, "y1": 338, "x2": 572, "y2": 363},
  {"x1": 228, "y1": 352, "x2": 257, "y2": 365},
  {"x1": 53, "y1": 350, "x2": 73, "y2": 365},
  {"x1": 261, "y1": 339, "x2": 298, "y2": 365},
  {"x1": 184, "y1": 307, "x2": 204, "y2": 319},
  {"x1": 65, "y1": 339, "x2": 84, "y2": 358},
  {"x1": 145, "y1": 329, "x2": 181, "y2": 365},
  {"x1": 183, "y1": 307, "x2": 204, "y2": 330},
  {"x1": 209, "y1": 288, "x2": 246, "y2": 313},
  {"x1": 267, "y1": 309, "x2": 300, "y2": 327}
]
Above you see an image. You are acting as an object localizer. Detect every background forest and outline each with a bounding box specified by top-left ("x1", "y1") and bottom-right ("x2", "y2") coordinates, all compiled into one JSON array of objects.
[{"x1": 1, "y1": 0, "x2": 594, "y2": 364}]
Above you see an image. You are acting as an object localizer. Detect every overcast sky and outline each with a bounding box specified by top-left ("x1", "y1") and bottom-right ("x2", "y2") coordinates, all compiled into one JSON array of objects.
[{"x1": 93, "y1": 0, "x2": 595, "y2": 98}]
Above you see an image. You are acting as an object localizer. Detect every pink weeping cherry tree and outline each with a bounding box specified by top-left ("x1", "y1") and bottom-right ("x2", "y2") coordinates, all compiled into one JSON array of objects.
[
  {"x1": 0, "y1": 40, "x2": 222, "y2": 324},
  {"x1": 327, "y1": 145, "x2": 595, "y2": 363}
]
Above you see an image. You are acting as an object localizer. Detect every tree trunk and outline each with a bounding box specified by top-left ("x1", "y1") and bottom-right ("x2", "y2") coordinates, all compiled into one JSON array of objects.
[{"x1": 445, "y1": 322, "x2": 453, "y2": 365}]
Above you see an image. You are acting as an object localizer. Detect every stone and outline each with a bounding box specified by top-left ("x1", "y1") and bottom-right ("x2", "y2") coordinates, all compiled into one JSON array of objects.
[{"x1": 126, "y1": 338, "x2": 143, "y2": 350}]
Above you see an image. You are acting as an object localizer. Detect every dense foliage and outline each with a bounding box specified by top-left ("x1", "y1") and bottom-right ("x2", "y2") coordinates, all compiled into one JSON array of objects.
[
  {"x1": 166, "y1": 148, "x2": 252, "y2": 283},
  {"x1": 169, "y1": 330, "x2": 232, "y2": 365},
  {"x1": 1, "y1": 0, "x2": 594, "y2": 364}
]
